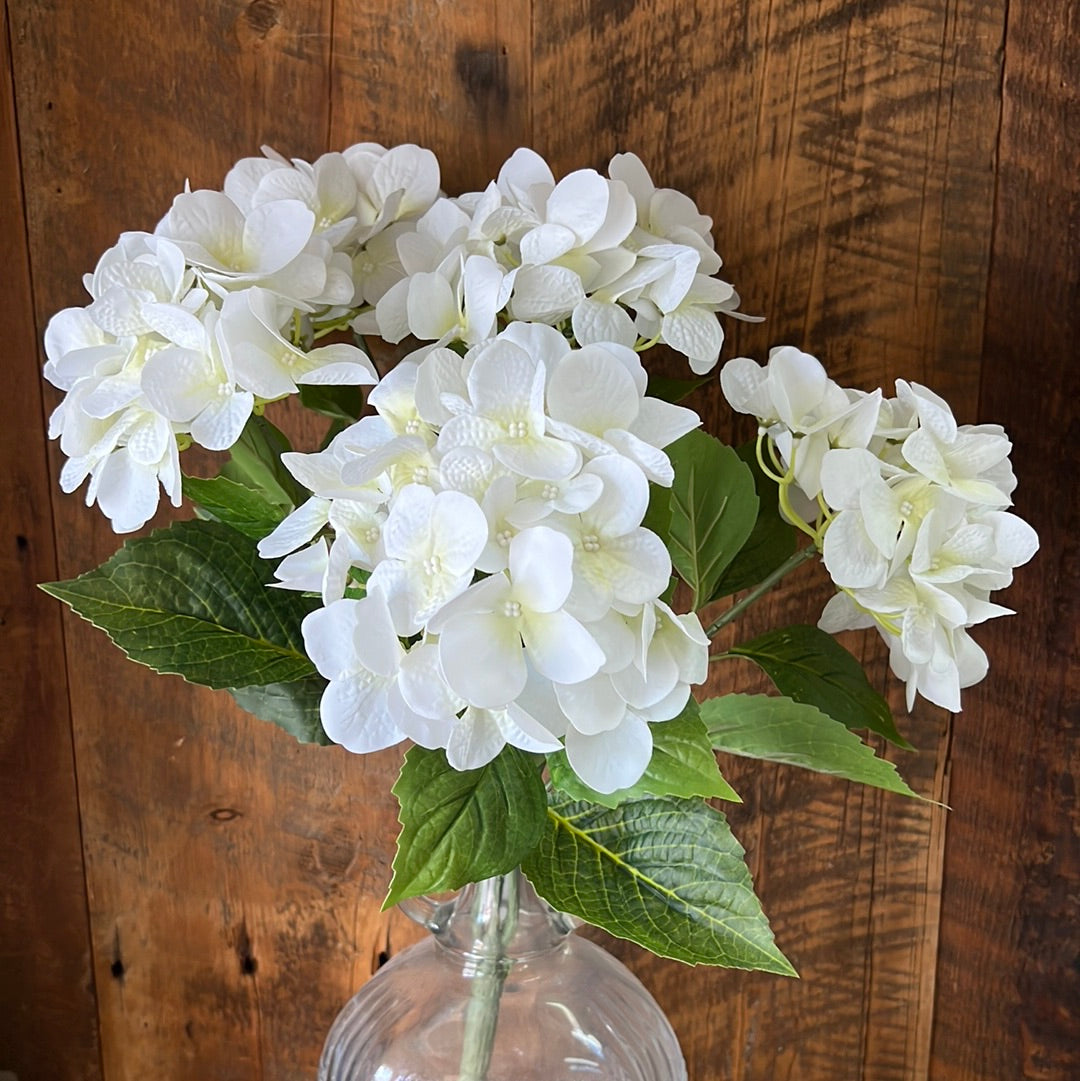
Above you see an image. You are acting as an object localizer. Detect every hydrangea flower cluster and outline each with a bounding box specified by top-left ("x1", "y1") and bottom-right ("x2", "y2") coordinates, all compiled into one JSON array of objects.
[
  {"x1": 42, "y1": 143, "x2": 452, "y2": 531},
  {"x1": 258, "y1": 324, "x2": 710, "y2": 792},
  {"x1": 44, "y1": 144, "x2": 746, "y2": 535},
  {"x1": 720, "y1": 346, "x2": 1039, "y2": 712}
]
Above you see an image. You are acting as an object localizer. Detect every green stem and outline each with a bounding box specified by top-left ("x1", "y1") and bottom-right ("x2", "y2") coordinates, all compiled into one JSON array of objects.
[
  {"x1": 704, "y1": 544, "x2": 819, "y2": 638},
  {"x1": 458, "y1": 873, "x2": 518, "y2": 1081}
]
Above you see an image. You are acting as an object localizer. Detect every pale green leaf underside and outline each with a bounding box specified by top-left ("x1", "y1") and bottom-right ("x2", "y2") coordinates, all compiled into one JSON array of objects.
[
  {"x1": 386, "y1": 745, "x2": 547, "y2": 908},
  {"x1": 700, "y1": 693, "x2": 919, "y2": 798},
  {"x1": 548, "y1": 701, "x2": 740, "y2": 808},
  {"x1": 183, "y1": 473, "x2": 286, "y2": 541},
  {"x1": 667, "y1": 430, "x2": 759, "y2": 607},
  {"x1": 41, "y1": 519, "x2": 317, "y2": 690},
  {"x1": 524, "y1": 793, "x2": 796, "y2": 974}
]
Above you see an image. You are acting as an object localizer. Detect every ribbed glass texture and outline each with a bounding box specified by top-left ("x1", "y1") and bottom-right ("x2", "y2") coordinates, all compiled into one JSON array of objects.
[{"x1": 318, "y1": 871, "x2": 688, "y2": 1081}]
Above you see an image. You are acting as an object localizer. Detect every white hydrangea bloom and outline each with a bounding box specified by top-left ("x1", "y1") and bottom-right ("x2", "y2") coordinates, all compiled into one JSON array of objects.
[{"x1": 808, "y1": 374, "x2": 1038, "y2": 711}]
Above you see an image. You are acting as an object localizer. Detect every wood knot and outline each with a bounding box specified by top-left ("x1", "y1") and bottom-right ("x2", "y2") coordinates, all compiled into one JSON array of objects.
[
  {"x1": 209, "y1": 807, "x2": 243, "y2": 822},
  {"x1": 244, "y1": 0, "x2": 279, "y2": 37},
  {"x1": 455, "y1": 44, "x2": 510, "y2": 115}
]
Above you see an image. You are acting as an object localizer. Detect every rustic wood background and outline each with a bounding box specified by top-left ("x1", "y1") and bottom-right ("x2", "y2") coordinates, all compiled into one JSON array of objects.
[{"x1": 2, "y1": 0, "x2": 1076, "y2": 1078}]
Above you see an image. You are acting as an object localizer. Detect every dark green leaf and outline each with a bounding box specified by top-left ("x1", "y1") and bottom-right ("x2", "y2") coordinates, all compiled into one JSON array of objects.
[
  {"x1": 700, "y1": 693, "x2": 919, "y2": 797},
  {"x1": 727, "y1": 624, "x2": 912, "y2": 747},
  {"x1": 229, "y1": 677, "x2": 330, "y2": 745},
  {"x1": 667, "y1": 430, "x2": 759, "y2": 608},
  {"x1": 219, "y1": 414, "x2": 301, "y2": 507},
  {"x1": 641, "y1": 481, "x2": 672, "y2": 540},
  {"x1": 299, "y1": 382, "x2": 366, "y2": 422},
  {"x1": 709, "y1": 441, "x2": 797, "y2": 599},
  {"x1": 547, "y1": 699, "x2": 740, "y2": 807},
  {"x1": 41, "y1": 519, "x2": 318, "y2": 690},
  {"x1": 523, "y1": 793, "x2": 796, "y2": 973},
  {"x1": 646, "y1": 373, "x2": 714, "y2": 403},
  {"x1": 183, "y1": 474, "x2": 287, "y2": 541},
  {"x1": 385, "y1": 746, "x2": 548, "y2": 907}
]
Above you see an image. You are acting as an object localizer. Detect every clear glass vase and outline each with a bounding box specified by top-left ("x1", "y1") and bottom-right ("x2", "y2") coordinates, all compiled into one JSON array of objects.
[{"x1": 318, "y1": 869, "x2": 688, "y2": 1081}]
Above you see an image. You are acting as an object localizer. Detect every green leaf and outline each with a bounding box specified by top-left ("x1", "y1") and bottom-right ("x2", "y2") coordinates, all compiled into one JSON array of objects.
[
  {"x1": 667, "y1": 429, "x2": 759, "y2": 608},
  {"x1": 41, "y1": 519, "x2": 318, "y2": 690},
  {"x1": 727, "y1": 624, "x2": 912, "y2": 748},
  {"x1": 709, "y1": 441, "x2": 797, "y2": 599},
  {"x1": 641, "y1": 481, "x2": 672, "y2": 540},
  {"x1": 646, "y1": 373, "x2": 714, "y2": 403},
  {"x1": 229, "y1": 677, "x2": 330, "y2": 745},
  {"x1": 385, "y1": 746, "x2": 548, "y2": 907},
  {"x1": 547, "y1": 700, "x2": 740, "y2": 807},
  {"x1": 219, "y1": 415, "x2": 301, "y2": 507},
  {"x1": 523, "y1": 793, "x2": 796, "y2": 973},
  {"x1": 700, "y1": 694, "x2": 919, "y2": 797},
  {"x1": 298, "y1": 382, "x2": 366, "y2": 422},
  {"x1": 183, "y1": 474, "x2": 287, "y2": 541}
]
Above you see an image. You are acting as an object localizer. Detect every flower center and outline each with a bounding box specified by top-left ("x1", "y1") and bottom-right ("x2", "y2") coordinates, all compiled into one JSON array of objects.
[
  {"x1": 422, "y1": 555, "x2": 443, "y2": 576},
  {"x1": 542, "y1": 483, "x2": 559, "y2": 500},
  {"x1": 582, "y1": 533, "x2": 601, "y2": 553},
  {"x1": 502, "y1": 599, "x2": 522, "y2": 619},
  {"x1": 217, "y1": 381, "x2": 233, "y2": 398},
  {"x1": 405, "y1": 418, "x2": 421, "y2": 435},
  {"x1": 506, "y1": 419, "x2": 529, "y2": 439},
  {"x1": 900, "y1": 500, "x2": 915, "y2": 517},
  {"x1": 496, "y1": 528, "x2": 513, "y2": 547}
]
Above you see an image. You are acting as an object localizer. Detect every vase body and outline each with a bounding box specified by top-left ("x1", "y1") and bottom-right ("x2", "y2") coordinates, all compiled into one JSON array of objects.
[{"x1": 318, "y1": 870, "x2": 688, "y2": 1081}]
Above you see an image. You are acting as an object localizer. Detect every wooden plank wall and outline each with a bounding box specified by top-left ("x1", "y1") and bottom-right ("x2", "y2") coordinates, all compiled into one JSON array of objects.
[{"x1": 1, "y1": 1, "x2": 1075, "y2": 1078}]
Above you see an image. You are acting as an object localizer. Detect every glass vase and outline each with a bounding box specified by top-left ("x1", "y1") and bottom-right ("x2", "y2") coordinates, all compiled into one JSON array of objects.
[{"x1": 318, "y1": 869, "x2": 688, "y2": 1081}]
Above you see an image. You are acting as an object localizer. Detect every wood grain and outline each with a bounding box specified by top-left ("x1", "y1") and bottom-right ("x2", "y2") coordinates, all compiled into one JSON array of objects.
[
  {"x1": 533, "y1": 1, "x2": 1004, "y2": 1076},
  {"x1": 0, "y1": 5, "x2": 100, "y2": 1078},
  {"x1": 3, "y1": 0, "x2": 1077, "y2": 1078},
  {"x1": 328, "y1": 0, "x2": 533, "y2": 193},
  {"x1": 930, "y1": 1, "x2": 1080, "y2": 1077},
  {"x1": 7, "y1": 2, "x2": 414, "y2": 1078}
]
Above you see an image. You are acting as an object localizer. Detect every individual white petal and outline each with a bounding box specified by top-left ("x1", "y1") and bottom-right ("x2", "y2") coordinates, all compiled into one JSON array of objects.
[
  {"x1": 320, "y1": 675, "x2": 406, "y2": 753},
  {"x1": 446, "y1": 708, "x2": 507, "y2": 770},
  {"x1": 498, "y1": 703, "x2": 564, "y2": 753},
  {"x1": 570, "y1": 297, "x2": 638, "y2": 348},
  {"x1": 370, "y1": 144, "x2": 440, "y2": 218},
  {"x1": 241, "y1": 199, "x2": 317, "y2": 273},
  {"x1": 302, "y1": 599, "x2": 364, "y2": 680},
  {"x1": 521, "y1": 609, "x2": 605, "y2": 685},
  {"x1": 510, "y1": 265, "x2": 585, "y2": 323},
  {"x1": 662, "y1": 307, "x2": 723, "y2": 373},
  {"x1": 494, "y1": 434, "x2": 581, "y2": 481},
  {"x1": 822, "y1": 512, "x2": 888, "y2": 589},
  {"x1": 257, "y1": 496, "x2": 330, "y2": 558},
  {"x1": 270, "y1": 540, "x2": 329, "y2": 593},
  {"x1": 547, "y1": 344, "x2": 640, "y2": 434},
  {"x1": 406, "y1": 270, "x2": 459, "y2": 340},
  {"x1": 554, "y1": 674, "x2": 627, "y2": 734},
  {"x1": 630, "y1": 396, "x2": 700, "y2": 449},
  {"x1": 564, "y1": 714, "x2": 652, "y2": 794},
  {"x1": 719, "y1": 356, "x2": 773, "y2": 418},
  {"x1": 94, "y1": 448, "x2": 161, "y2": 533},
  {"x1": 439, "y1": 610, "x2": 527, "y2": 708},
  {"x1": 399, "y1": 641, "x2": 464, "y2": 719},
  {"x1": 520, "y1": 222, "x2": 577, "y2": 265},
  {"x1": 509, "y1": 527, "x2": 574, "y2": 613},
  {"x1": 190, "y1": 389, "x2": 253, "y2": 450}
]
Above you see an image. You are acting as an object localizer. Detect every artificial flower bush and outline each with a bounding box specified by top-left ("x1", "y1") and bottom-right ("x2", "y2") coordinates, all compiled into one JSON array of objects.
[{"x1": 42, "y1": 142, "x2": 1037, "y2": 973}]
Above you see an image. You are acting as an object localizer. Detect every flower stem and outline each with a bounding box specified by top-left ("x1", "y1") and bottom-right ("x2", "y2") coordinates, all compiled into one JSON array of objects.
[
  {"x1": 704, "y1": 544, "x2": 819, "y2": 638},
  {"x1": 458, "y1": 873, "x2": 518, "y2": 1081}
]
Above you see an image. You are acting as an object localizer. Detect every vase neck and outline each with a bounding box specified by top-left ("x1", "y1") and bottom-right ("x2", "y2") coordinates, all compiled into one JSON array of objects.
[{"x1": 433, "y1": 870, "x2": 576, "y2": 960}]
